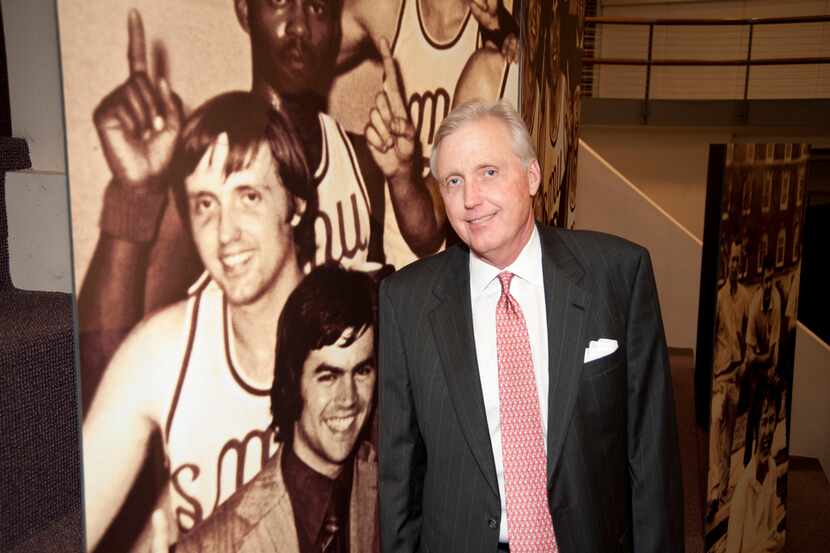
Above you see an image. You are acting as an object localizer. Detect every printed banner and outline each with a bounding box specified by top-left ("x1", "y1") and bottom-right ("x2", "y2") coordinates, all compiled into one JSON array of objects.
[
  {"x1": 520, "y1": 0, "x2": 583, "y2": 228},
  {"x1": 57, "y1": 1, "x2": 525, "y2": 551},
  {"x1": 700, "y1": 143, "x2": 808, "y2": 553}
]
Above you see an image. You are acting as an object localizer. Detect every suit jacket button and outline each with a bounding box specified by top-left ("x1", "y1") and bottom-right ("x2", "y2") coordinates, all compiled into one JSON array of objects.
[{"x1": 488, "y1": 518, "x2": 498, "y2": 529}]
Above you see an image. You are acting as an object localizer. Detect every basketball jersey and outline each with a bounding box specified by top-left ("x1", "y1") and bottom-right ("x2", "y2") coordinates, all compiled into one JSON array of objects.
[
  {"x1": 386, "y1": 0, "x2": 518, "y2": 268},
  {"x1": 309, "y1": 113, "x2": 374, "y2": 271},
  {"x1": 163, "y1": 276, "x2": 278, "y2": 533}
]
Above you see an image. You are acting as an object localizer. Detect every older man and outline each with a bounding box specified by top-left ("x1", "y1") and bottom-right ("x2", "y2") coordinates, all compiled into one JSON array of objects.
[{"x1": 378, "y1": 100, "x2": 683, "y2": 553}]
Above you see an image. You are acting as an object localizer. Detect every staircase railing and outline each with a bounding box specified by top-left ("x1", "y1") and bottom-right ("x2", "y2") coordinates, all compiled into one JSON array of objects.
[{"x1": 583, "y1": 15, "x2": 830, "y2": 122}]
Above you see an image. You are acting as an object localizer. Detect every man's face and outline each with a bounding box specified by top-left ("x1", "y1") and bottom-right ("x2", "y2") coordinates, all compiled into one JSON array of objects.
[
  {"x1": 186, "y1": 136, "x2": 296, "y2": 306},
  {"x1": 762, "y1": 267, "x2": 774, "y2": 309},
  {"x1": 435, "y1": 117, "x2": 540, "y2": 269},
  {"x1": 294, "y1": 326, "x2": 376, "y2": 478},
  {"x1": 245, "y1": 0, "x2": 339, "y2": 95},
  {"x1": 728, "y1": 243, "x2": 741, "y2": 285},
  {"x1": 758, "y1": 403, "x2": 776, "y2": 461}
]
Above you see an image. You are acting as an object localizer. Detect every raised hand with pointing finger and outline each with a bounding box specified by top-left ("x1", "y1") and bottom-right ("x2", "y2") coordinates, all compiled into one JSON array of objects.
[
  {"x1": 79, "y1": 9, "x2": 191, "y2": 423},
  {"x1": 364, "y1": 36, "x2": 443, "y2": 256},
  {"x1": 365, "y1": 37, "x2": 417, "y2": 183},
  {"x1": 94, "y1": 9, "x2": 182, "y2": 194}
]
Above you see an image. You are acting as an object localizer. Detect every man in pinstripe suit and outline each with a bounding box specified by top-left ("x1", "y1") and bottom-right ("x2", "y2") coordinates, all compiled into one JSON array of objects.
[{"x1": 378, "y1": 100, "x2": 684, "y2": 553}]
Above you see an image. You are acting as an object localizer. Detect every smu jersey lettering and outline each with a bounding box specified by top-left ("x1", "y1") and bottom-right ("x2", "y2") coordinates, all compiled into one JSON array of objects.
[
  {"x1": 392, "y1": 0, "x2": 479, "y2": 161},
  {"x1": 164, "y1": 277, "x2": 277, "y2": 533},
  {"x1": 309, "y1": 113, "x2": 373, "y2": 271}
]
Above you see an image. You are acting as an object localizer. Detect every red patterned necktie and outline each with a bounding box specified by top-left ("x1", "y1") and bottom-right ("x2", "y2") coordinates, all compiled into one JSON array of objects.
[{"x1": 496, "y1": 271, "x2": 557, "y2": 553}]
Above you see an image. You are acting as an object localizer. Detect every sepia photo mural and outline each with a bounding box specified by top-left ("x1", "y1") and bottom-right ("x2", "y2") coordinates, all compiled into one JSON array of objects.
[
  {"x1": 57, "y1": 1, "x2": 582, "y2": 551},
  {"x1": 520, "y1": 0, "x2": 582, "y2": 228},
  {"x1": 698, "y1": 143, "x2": 808, "y2": 553}
]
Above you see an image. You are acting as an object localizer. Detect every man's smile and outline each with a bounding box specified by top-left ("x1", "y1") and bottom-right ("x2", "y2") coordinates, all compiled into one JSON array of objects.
[
  {"x1": 466, "y1": 212, "x2": 497, "y2": 226},
  {"x1": 220, "y1": 250, "x2": 255, "y2": 273},
  {"x1": 284, "y1": 40, "x2": 311, "y2": 70},
  {"x1": 325, "y1": 414, "x2": 358, "y2": 433}
]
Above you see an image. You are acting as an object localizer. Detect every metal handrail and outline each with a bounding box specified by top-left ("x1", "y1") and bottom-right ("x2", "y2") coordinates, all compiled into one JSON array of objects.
[
  {"x1": 586, "y1": 15, "x2": 830, "y2": 26},
  {"x1": 582, "y1": 14, "x2": 830, "y2": 122},
  {"x1": 584, "y1": 57, "x2": 830, "y2": 67}
]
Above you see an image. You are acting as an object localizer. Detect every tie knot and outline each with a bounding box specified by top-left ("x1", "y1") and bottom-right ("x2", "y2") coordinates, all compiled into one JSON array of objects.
[{"x1": 497, "y1": 271, "x2": 514, "y2": 296}]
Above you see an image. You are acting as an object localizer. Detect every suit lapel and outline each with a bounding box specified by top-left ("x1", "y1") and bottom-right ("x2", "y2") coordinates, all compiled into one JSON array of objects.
[
  {"x1": 429, "y1": 246, "x2": 500, "y2": 498},
  {"x1": 260, "y1": 446, "x2": 301, "y2": 553},
  {"x1": 350, "y1": 445, "x2": 378, "y2": 553},
  {"x1": 539, "y1": 227, "x2": 591, "y2": 488}
]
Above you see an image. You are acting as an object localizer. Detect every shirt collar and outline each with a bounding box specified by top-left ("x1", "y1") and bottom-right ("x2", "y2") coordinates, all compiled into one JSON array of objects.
[
  {"x1": 282, "y1": 441, "x2": 353, "y2": 550},
  {"x1": 469, "y1": 225, "x2": 543, "y2": 297}
]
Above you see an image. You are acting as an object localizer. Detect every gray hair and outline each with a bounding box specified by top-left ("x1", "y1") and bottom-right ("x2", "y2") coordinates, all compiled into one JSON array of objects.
[{"x1": 429, "y1": 99, "x2": 537, "y2": 178}]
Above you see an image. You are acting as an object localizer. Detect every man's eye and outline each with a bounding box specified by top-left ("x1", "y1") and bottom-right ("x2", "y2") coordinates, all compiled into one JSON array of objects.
[
  {"x1": 445, "y1": 177, "x2": 463, "y2": 188},
  {"x1": 240, "y1": 189, "x2": 262, "y2": 206},
  {"x1": 307, "y1": 1, "x2": 325, "y2": 15},
  {"x1": 192, "y1": 197, "x2": 216, "y2": 216},
  {"x1": 317, "y1": 373, "x2": 336, "y2": 383},
  {"x1": 355, "y1": 364, "x2": 375, "y2": 378},
  {"x1": 484, "y1": 168, "x2": 498, "y2": 177}
]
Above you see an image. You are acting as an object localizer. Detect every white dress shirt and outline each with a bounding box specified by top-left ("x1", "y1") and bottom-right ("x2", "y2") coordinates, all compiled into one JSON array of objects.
[{"x1": 469, "y1": 226, "x2": 549, "y2": 543}]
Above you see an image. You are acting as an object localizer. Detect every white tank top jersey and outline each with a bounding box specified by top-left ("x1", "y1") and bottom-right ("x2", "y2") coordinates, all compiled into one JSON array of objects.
[
  {"x1": 384, "y1": 0, "x2": 519, "y2": 269},
  {"x1": 309, "y1": 113, "x2": 374, "y2": 271},
  {"x1": 392, "y1": 0, "x2": 479, "y2": 158},
  {"x1": 163, "y1": 276, "x2": 278, "y2": 534}
]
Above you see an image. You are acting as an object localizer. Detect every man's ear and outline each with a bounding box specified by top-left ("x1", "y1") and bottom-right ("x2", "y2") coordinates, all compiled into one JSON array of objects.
[
  {"x1": 234, "y1": 0, "x2": 250, "y2": 34},
  {"x1": 527, "y1": 158, "x2": 542, "y2": 197},
  {"x1": 290, "y1": 197, "x2": 307, "y2": 228}
]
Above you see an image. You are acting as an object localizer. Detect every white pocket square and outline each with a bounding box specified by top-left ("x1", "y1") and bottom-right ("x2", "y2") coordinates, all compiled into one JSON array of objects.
[{"x1": 584, "y1": 338, "x2": 618, "y2": 363}]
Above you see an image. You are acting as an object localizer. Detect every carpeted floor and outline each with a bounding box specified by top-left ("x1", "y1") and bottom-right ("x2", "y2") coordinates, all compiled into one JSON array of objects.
[{"x1": 783, "y1": 457, "x2": 830, "y2": 553}]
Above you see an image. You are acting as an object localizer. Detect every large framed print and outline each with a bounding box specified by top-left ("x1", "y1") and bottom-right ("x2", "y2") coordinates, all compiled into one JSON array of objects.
[{"x1": 698, "y1": 143, "x2": 808, "y2": 553}]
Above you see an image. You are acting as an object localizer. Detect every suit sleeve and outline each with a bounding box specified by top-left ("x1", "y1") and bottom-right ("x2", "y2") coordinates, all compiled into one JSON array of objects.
[
  {"x1": 625, "y1": 249, "x2": 684, "y2": 552},
  {"x1": 378, "y1": 279, "x2": 425, "y2": 553}
]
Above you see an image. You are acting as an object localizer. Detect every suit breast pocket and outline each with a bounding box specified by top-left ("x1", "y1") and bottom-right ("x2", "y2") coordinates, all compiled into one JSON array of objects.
[{"x1": 582, "y1": 348, "x2": 625, "y2": 416}]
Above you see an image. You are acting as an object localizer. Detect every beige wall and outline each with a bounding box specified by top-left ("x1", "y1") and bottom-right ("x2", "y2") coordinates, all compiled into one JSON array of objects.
[
  {"x1": 2, "y1": 0, "x2": 73, "y2": 293},
  {"x1": 580, "y1": 126, "x2": 719, "y2": 240},
  {"x1": 790, "y1": 323, "x2": 830, "y2": 474}
]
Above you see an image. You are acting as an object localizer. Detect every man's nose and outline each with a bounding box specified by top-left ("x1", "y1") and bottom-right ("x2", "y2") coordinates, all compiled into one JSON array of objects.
[
  {"x1": 463, "y1": 179, "x2": 482, "y2": 209},
  {"x1": 218, "y1": 204, "x2": 241, "y2": 244},
  {"x1": 286, "y1": 1, "x2": 309, "y2": 38},
  {"x1": 335, "y1": 375, "x2": 358, "y2": 407}
]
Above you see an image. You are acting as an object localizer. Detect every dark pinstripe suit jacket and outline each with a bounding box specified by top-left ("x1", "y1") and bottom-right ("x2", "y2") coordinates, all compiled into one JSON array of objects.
[{"x1": 378, "y1": 225, "x2": 684, "y2": 553}]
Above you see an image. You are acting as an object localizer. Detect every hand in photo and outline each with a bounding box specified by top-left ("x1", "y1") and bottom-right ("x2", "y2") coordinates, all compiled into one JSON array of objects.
[
  {"x1": 93, "y1": 9, "x2": 182, "y2": 192},
  {"x1": 365, "y1": 37, "x2": 416, "y2": 182},
  {"x1": 469, "y1": 0, "x2": 500, "y2": 31}
]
